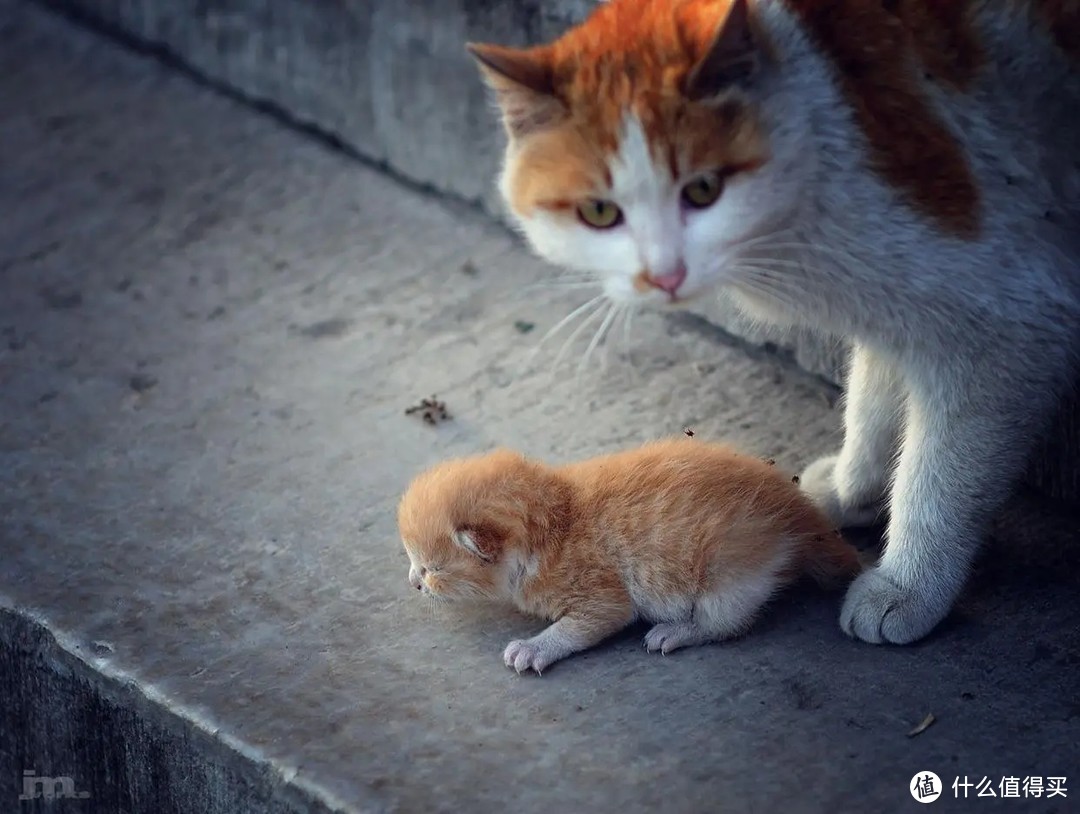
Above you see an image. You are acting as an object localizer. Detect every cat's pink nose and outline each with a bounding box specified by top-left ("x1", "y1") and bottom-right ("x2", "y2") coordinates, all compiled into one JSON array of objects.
[{"x1": 641, "y1": 264, "x2": 687, "y2": 296}]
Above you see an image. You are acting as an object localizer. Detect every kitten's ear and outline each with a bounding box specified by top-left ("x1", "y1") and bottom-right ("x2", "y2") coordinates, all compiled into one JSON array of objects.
[
  {"x1": 685, "y1": 0, "x2": 762, "y2": 100},
  {"x1": 451, "y1": 527, "x2": 498, "y2": 563},
  {"x1": 466, "y1": 42, "x2": 565, "y2": 139}
]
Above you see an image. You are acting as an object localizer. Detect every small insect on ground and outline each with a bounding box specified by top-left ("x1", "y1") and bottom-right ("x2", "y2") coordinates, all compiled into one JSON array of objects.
[
  {"x1": 405, "y1": 395, "x2": 451, "y2": 426},
  {"x1": 684, "y1": 428, "x2": 695, "y2": 437},
  {"x1": 763, "y1": 457, "x2": 776, "y2": 466},
  {"x1": 791, "y1": 475, "x2": 800, "y2": 485}
]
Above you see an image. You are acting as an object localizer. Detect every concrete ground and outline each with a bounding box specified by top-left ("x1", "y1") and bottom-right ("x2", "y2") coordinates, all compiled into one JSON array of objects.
[{"x1": 1, "y1": 2, "x2": 1077, "y2": 812}]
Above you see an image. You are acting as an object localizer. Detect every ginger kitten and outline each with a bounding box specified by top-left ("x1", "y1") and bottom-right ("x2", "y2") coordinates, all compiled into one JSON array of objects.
[
  {"x1": 467, "y1": 0, "x2": 1080, "y2": 644},
  {"x1": 398, "y1": 439, "x2": 860, "y2": 674}
]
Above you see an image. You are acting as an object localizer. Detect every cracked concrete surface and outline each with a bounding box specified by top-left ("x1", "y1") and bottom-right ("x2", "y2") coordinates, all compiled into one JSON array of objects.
[{"x1": 1, "y1": 2, "x2": 1077, "y2": 812}]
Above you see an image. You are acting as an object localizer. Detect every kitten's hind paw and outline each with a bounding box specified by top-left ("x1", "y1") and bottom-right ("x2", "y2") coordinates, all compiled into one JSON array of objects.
[
  {"x1": 643, "y1": 622, "x2": 707, "y2": 655},
  {"x1": 839, "y1": 568, "x2": 952, "y2": 644},
  {"x1": 799, "y1": 455, "x2": 882, "y2": 529},
  {"x1": 503, "y1": 638, "x2": 557, "y2": 675}
]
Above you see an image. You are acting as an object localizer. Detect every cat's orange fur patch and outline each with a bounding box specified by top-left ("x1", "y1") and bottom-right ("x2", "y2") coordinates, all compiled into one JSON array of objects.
[
  {"x1": 773, "y1": 0, "x2": 982, "y2": 236},
  {"x1": 509, "y1": 129, "x2": 611, "y2": 217},
  {"x1": 893, "y1": 0, "x2": 984, "y2": 89}
]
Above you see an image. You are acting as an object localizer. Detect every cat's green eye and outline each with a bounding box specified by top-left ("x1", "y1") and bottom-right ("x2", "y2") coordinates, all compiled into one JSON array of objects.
[
  {"x1": 576, "y1": 199, "x2": 623, "y2": 229},
  {"x1": 682, "y1": 172, "x2": 724, "y2": 209}
]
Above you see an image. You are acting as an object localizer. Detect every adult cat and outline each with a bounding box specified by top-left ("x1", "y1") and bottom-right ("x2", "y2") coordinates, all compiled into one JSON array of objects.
[{"x1": 467, "y1": 0, "x2": 1079, "y2": 643}]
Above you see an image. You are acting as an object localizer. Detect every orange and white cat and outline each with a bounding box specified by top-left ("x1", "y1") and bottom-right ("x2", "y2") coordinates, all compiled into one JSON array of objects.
[
  {"x1": 397, "y1": 439, "x2": 860, "y2": 674},
  {"x1": 468, "y1": 1, "x2": 1080, "y2": 645}
]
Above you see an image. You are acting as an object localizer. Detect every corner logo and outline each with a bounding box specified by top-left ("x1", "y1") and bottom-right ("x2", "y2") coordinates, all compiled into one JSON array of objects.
[{"x1": 19, "y1": 770, "x2": 91, "y2": 800}]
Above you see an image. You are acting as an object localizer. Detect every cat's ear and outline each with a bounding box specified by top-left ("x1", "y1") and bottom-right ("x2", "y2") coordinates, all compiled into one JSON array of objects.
[
  {"x1": 466, "y1": 42, "x2": 565, "y2": 139},
  {"x1": 685, "y1": 0, "x2": 762, "y2": 101},
  {"x1": 451, "y1": 526, "x2": 499, "y2": 563}
]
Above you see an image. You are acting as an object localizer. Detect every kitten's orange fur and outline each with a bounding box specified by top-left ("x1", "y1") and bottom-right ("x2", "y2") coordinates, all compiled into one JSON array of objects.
[{"x1": 398, "y1": 438, "x2": 860, "y2": 674}]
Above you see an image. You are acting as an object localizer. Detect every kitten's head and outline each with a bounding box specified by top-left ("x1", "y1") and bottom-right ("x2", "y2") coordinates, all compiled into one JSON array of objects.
[
  {"x1": 397, "y1": 450, "x2": 564, "y2": 601},
  {"x1": 469, "y1": 0, "x2": 807, "y2": 307}
]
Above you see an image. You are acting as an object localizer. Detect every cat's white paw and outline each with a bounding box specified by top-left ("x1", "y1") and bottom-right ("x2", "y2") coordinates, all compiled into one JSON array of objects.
[
  {"x1": 799, "y1": 455, "x2": 882, "y2": 528},
  {"x1": 643, "y1": 622, "x2": 703, "y2": 654},
  {"x1": 840, "y1": 567, "x2": 951, "y2": 644},
  {"x1": 503, "y1": 638, "x2": 559, "y2": 675}
]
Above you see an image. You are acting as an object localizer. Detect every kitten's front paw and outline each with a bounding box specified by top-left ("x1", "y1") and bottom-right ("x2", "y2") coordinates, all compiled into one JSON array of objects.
[
  {"x1": 799, "y1": 455, "x2": 882, "y2": 529},
  {"x1": 840, "y1": 567, "x2": 952, "y2": 644},
  {"x1": 503, "y1": 638, "x2": 559, "y2": 675}
]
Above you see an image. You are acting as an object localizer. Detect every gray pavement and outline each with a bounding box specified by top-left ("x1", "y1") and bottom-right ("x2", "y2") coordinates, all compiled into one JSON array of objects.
[{"x1": 1, "y1": 3, "x2": 1077, "y2": 813}]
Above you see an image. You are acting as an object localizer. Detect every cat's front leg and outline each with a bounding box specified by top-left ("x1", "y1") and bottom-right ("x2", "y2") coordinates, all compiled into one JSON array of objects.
[
  {"x1": 504, "y1": 607, "x2": 634, "y2": 675},
  {"x1": 840, "y1": 368, "x2": 1044, "y2": 644},
  {"x1": 801, "y1": 344, "x2": 904, "y2": 527}
]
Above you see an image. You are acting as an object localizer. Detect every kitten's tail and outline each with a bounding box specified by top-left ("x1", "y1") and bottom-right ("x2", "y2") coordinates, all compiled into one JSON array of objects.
[{"x1": 800, "y1": 529, "x2": 865, "y2": 589}]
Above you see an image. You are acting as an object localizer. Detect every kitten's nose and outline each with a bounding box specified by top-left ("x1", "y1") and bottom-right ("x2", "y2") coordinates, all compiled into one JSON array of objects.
[
  {"x1": 408, "y1": 568, "x2": 423, "y2": 590},
  {"x1": 641, "y1": 263, "x2": 687, "y2": 296}
]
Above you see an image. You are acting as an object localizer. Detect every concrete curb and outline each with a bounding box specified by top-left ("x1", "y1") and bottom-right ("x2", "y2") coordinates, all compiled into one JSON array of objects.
[
  {"x1": 0, "y1": 606, "x2": 350, "y2": 814},
  {"x1": 35, "y1": 0, "x2": 598, "y2": 224}
]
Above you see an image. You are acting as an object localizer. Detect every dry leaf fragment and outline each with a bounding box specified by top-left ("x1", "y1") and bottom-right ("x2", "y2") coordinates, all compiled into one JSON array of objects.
[{"x1": 907, "y1": 713, "x2": 936, "y2": 738}]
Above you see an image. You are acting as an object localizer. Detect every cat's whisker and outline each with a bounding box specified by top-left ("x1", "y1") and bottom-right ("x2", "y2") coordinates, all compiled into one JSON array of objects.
[
  {"x1": 728, "y1": 266, "x2": 803, "y2": 311},
  {"x1": 727, "y1": 226, "x2": 802, "y2": 254},
  {"x1": 440, "y1": 286, "x2": 591, "y2": 347},
  {"x1": 523, "y1": 294, "x2": 607, "y2": 372},
  {"x1": 617, "y1": 307, "x2": 640, "y2": 380},
  {"x1": 491, "y1": 286, "x2": 589, "y2": 313},
  {"x1": 579, "y1": 301, "x2": 619, "y2": 377},
  {"x1": 533, "y1": 294, "x2": 606, "y2": 349},
  {"x1": 526, "y1": 268, "x2": 598, "y2": 285},
  {"x1": 490, "y1": 287, "x2": 598, "y2": 339},
  {"x1": 553, "y1": 272, "x2": 599, "y2": 283},
  {"x1": 551, "y1": 297, "x2": 609, "y2": 375},
  {"x1": 604, "y1": 305, "x2": 630, "y2": 369},
  {"x1": 734, "y1": 279, "x2": 798, "y2": 309},
  {"x1": 521, "y1": 280, "x2": 600, "y2": 293},
  {"x1": 746, "y1": 240, "x2": 879, "y2": 279},
  {"x1": 732, "y1": 264, "x2": 795, "y2": 287},
  {"x1": 602, "y1": 309, "x2": 617, "y2": 371},
  {"x1": 737, "y1": 255, "x2": 807, "y2": 271},
  {"x1": 606, "y1": 305, "x2": 629, "y2": 369},
  {"x1": 724, "y1": 225, "x2": 884, "y2": 284},
  {"x1": 622, "y1": 306, "x2": 637, "y2": 354}
]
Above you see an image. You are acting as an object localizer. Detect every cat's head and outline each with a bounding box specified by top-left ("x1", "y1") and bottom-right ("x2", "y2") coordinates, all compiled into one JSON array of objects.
[
  {"x1": 397, "y1": 450, "x2": 562, "y2": 601},
  {"x1": 469, "y1": 0, "x2": 808, "y2": 308}
]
